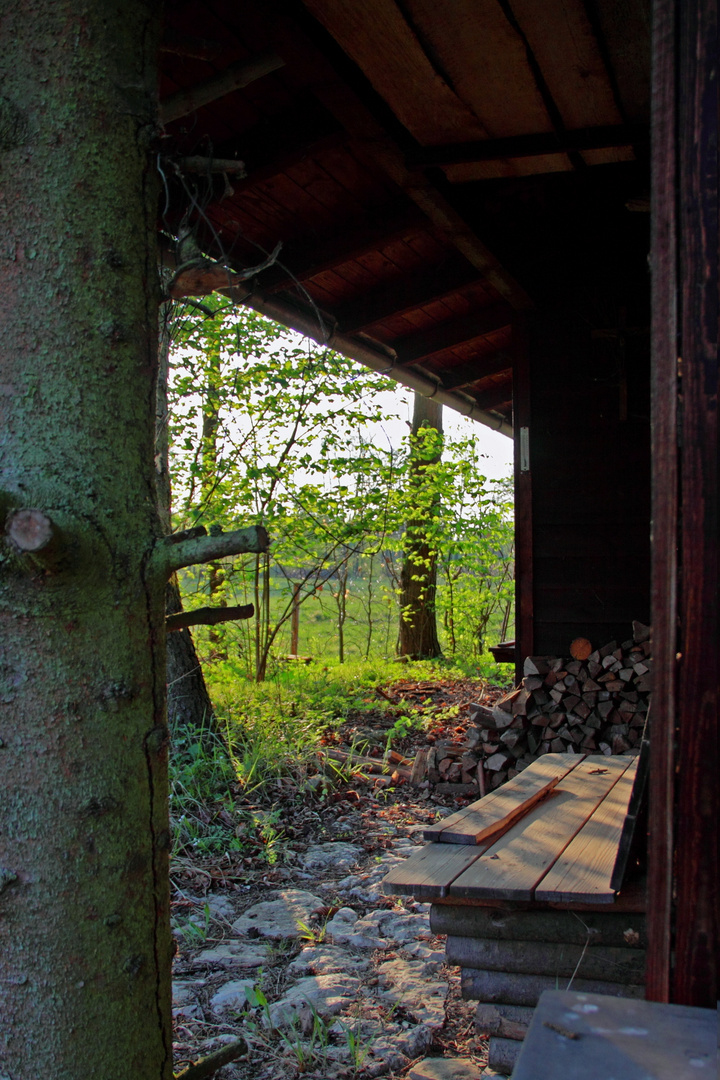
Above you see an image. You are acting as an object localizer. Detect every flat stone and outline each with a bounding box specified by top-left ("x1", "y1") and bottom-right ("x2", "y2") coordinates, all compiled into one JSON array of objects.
[
  {"x1": 210, "y1": 978, "x2": 255, "y2": 1013},
  {"x1": 195, "y1": 942, "x2": 270, "y2": 968},
  {"x1": 377, "y1": 958, "x2": 448, "y2": 1027},
  {"x1": 300, "y1": 842, "x2": 363, "y2": 871},
  {"x1": 268, "y1": 972, "x2": 361, "y2": 1029},
  {"x1": 286, "y1": 945, "x2": 370, "y2": 977},
  {"x1": 202, "y1": 894, "x2": 236, "y2": 919},
  {"x1": 326, "y1": 907, "x2": 358, "y2": 937},
  {"x1": 408, "y1": 1058, "x2": 485, "y2": 1080},
  {"x1": 231, "y1": 889, "x2": 324, "y2": 940}
]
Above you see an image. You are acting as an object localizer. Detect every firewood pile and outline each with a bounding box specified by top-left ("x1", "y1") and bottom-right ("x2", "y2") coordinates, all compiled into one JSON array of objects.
[{"x1": 411, "y1": 621, "x2": 652, "y2": 797}]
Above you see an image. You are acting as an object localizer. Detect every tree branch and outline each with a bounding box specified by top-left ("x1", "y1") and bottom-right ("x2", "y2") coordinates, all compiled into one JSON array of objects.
[
  {"x1": 167, "y1": 603, "x2": 254, "y2": 632},
  {"x1": 156, "y1": 525, "x2": 269, "y2": 577},
  {"x1": 174, "y1": 1037, "x2": 247, "y2": 1080}
]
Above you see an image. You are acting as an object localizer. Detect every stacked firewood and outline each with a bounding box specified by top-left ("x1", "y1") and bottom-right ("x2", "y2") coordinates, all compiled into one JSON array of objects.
[{"x1": 412, "y1": 622, "x2": 651, "y2": 796}]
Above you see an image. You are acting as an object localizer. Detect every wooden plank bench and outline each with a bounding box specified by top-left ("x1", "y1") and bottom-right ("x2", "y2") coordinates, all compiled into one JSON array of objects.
[{"x1": 382, "y1": 752, "x2": 649, "y2": 1075}]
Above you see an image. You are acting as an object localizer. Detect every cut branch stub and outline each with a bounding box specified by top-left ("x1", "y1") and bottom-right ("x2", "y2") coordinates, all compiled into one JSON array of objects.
[
  {"x1": 166, "y1": 603, "x2": 254, "y2": 632},
  {"x1": 157, "y1": 524, "x2": 269, "y2": 577},
  {"x1": 5, "y1": 508, "x2": 56, "y2": 553}
]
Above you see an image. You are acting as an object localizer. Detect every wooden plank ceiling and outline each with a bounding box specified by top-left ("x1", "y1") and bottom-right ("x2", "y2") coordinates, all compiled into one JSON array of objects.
[{"x1": 159, "y1": 0, "x2": 650, "y2": 430}]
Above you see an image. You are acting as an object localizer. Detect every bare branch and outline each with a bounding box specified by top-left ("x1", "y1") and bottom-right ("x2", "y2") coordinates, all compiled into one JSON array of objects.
[
  {"x1": 174, "y1": 1037, "x2": 247, "y2": 1080},
  {"x1": 167, "y1": 603, "x2": 254, "y2": 632},
  {"x1": 157, "y1": 525, "x2": 269, "y2": 577}
]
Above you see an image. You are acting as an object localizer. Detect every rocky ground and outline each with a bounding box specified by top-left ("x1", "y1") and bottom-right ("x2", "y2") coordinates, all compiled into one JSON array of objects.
[{"x1": 171, "y1": 678, "x2": 508, "y2": 1080}]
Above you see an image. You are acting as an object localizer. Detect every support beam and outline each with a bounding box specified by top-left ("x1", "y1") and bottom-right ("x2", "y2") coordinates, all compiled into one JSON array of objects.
[
  {"x1": 471, "y1": 382, "x2": 513, "y2": 412},
  {"x1": 441, "y1": 353, "x2": 513, "y2": 391},
  {"x1": 260, "y1": 201, "x2": 425, "y2": 292},
  {"x1": 160, "y1": 51, "x2": 285, "y2": 124},
  {"x1": 311, "y1": 81, "x2": 533, "y2": 311},
  {"x1": 332, "y1": 256, "x2": 481, "y2": 333},
  {"x1": 393, "y1": 304, "x2": 512, "y2": 364},
  {"x1": 407, "y1": 124, "x2": 648, "y2": 168}
]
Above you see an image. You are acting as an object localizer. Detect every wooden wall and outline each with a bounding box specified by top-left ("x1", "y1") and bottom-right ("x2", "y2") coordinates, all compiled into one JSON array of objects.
[{"x1": 515, "y1": 307, "x2": 651, "y2": 661}]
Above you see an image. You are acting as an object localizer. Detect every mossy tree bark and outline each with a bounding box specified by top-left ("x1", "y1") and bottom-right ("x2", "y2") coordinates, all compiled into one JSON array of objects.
[
  {"x1": 398, "y1": 393, "x2": 444, "y2": 659},
  {"x1": 0, "y1": 5, "x2": 172, "y2": 1077}
]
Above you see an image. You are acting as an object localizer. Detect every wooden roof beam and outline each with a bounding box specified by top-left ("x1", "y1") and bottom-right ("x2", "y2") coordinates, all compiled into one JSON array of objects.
[
  {"x1": 260, "y1": 201, "x2": 426, "y2": 292},
  {"x1": 440, "y1": 352, "x2": 513, "y2": 391},
  {"x1": 408, "y1": 124, "x2": 648, "y2": 168},
  {"x1": 471, "y1": 383, "x2": 513, "y2": 412},
  {"x1": 160, "y1": 51, "x2": 285, "y2": 125},
  {"x1": 311, "y1": 81, "x2": 533, "y2": 312},
  {"x1": 332, "y1": 256, "x2": 481, "y2": 333},
  {"x1": 393, "y1": 304, "x2": 512, "y2": 365}
]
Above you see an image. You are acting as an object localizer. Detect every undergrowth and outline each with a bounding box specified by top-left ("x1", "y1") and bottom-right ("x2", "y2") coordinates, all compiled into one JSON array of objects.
[{"x1": 169, "y1": 654, "x2": 512, "y2": 864}]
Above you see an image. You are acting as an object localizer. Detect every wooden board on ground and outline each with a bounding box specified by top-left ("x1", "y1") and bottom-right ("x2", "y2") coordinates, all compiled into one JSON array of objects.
[
  {"x1": 512, "y1": 990, "x2": 717, "y2": 1080},
  {"x1": 382, "y1": 840, "x2": 489, "y2": 898},
  {"x1": 423, "y1": 754, "x2": 582, "y2": 844},
  {"x1": 449, "y1": 756, "x2": 633, "y2": 901},
  {"x1": 536, "y1": 757, "x2": 639, "y2": 903}
]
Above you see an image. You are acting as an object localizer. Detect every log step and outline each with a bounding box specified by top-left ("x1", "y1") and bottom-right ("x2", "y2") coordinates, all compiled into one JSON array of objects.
[{"x1": 461, "y1": 968, "x2": 645, "y2": 1007}]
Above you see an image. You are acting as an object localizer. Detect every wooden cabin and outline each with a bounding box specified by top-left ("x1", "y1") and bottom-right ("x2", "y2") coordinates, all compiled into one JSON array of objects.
[{"x1": 158, "y1": 0, "x2": 717, "y2": 1010}]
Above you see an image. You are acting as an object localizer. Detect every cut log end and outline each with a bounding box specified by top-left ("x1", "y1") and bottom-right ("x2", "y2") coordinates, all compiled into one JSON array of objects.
[
  {"x1": 5, "y1": 508, "x2": 55, "y2": 552},
  {"x1": 569, "y1": 637, "x2": 593, "y2": 660}
]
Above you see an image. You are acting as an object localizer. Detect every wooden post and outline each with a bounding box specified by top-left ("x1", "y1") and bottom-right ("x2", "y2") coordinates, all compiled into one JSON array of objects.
[{"x1": 512, "y1": 318, "x2": 533, "y2": 682}]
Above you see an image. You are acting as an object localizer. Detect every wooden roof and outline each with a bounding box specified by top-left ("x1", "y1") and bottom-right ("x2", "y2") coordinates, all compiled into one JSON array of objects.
[{"x1": 159, "y1": 0, "x2": 651, "y2": 430}]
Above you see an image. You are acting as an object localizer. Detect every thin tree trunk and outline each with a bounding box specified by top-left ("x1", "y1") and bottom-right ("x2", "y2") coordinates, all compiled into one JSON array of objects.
[
  {"x1": 398, "y1": 393, "x2": 444, "y2": 659},
  {"x1": 157, "y1": 309, "x2": 217, "y2": 736},
  {"x1": 0, "y1": 5, "x2": 172, "y2": 1076}
]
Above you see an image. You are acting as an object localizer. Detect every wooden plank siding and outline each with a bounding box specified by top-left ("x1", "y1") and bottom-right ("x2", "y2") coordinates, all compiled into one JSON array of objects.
[{"x1": 523, "y1": 309, "x2": 651, "y2": 657}]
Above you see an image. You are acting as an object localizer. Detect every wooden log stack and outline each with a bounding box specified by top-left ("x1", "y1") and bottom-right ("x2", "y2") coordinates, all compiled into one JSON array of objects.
[
  {"x1": 430, "y1": 904, "x2": 647, "y2": 1075},
  {"x1": 411, "y1": 622, "x2": 652, "y2": 797}
]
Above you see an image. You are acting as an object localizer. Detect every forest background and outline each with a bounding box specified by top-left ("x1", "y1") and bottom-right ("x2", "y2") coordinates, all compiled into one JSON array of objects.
[{"x1": 164, "y1": 299, "x2": 516, "y2": 860}]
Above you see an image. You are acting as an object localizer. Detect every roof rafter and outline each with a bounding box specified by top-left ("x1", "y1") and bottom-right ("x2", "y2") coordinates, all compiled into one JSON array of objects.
[
  {"x1": 408, "y1": 124, "x2": 648, "y2": 168},
  {"x1": 440, "y1": 352, "x2": 513, "y2": 391},
  {"x1": 393, "y1": 304, "x2": 512, "y2": 364}
]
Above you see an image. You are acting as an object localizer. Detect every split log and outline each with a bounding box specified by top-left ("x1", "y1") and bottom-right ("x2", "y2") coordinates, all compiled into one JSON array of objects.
[
  {"x1": 430, "y1": 906, "x2": 647, "y2": 948},
  {"x1": 475, "y1": 1003, "x2": 534, "y2": 1040},
  {"x1": 447, "y1": 936, "x2": 646, "y2": 983},
  {"x1": 460, "y1": 968, "x2": 645, "y2": 1006},
  {"x1": 488, "y1": 1036, "x2": 522, "y2": 1075}
]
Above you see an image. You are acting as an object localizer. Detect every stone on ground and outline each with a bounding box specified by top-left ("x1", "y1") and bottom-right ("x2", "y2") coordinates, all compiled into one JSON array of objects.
[
  {"x1": 409, "y1": 1058, "x2": 486, "y2": 1080},
  {"x1": 210, "y1": 978, "x2": 255, "y2": 1013},
  {"x1": 287, "y1": 944, "x2": 370, "y2": 977},
  {"x1": 195, "y1": 941, "x2": 270, "y2": 968},
  {"x1": 300, "y1": 842, "x2": 363, "y2": 871},
  {"x1": 231, "y1": 889, "x2": 324, "y2": 939},
  {"x1": 267, "y1": 972, "x2": 361, "y2": 1028},
  {"x1": 378, "y1": 957, "x2": 448, "y2": 1027}
]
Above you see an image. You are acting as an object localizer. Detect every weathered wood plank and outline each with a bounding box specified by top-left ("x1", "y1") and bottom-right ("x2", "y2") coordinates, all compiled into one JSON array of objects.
[
  {"x1": 381, "y1": 842, "x2": 489, "y2": 899},
  {"x1": 447, "y1": 936, "x2": 646, "y2": 984},
  {"x1": 512, "y1": 991, "x2": 717, "y2": 1080},
  {"x1": 423, "y1": 754, "x2": 581, "y2": 844},
  {"x1": 430, "y1": 905, "x2": 647, "y2": 947},
  {"x1": 610, "y1": 737, "x2": 649, "y2": 891},
  {"x1": 536, "y1": 758, "x2": 639, "y2": 903},
  {"x1": 449, "y1": 756, "x2": 633, "y2": 901},
  {"x1": 461, "y1": 968, "x2": 644, "y2": 1007}
]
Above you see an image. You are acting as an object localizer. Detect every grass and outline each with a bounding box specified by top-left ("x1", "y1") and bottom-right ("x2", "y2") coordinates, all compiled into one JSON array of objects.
[{"x1": 168, "y1": 653, "x2": 514, "y2": 865}]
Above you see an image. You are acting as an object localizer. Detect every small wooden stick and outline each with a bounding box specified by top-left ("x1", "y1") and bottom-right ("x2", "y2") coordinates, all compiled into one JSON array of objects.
[{"x1": 174, "y1": 1037, "x2": 247, "y2": 1080}]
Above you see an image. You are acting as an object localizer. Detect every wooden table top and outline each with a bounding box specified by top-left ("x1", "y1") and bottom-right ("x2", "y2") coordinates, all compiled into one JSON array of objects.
[{"x1": 383, "y1": 753, "x2": 644, "y2": 906}]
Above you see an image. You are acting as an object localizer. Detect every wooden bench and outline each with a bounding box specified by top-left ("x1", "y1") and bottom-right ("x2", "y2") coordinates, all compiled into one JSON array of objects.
[{"x1": 383, "y1": 752, "x2": 649, "y2": 1075}]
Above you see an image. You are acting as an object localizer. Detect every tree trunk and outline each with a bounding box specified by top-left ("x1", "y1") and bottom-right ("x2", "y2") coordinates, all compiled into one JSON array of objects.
[
  {"x1": 0, "y1": 4, "x2": 172, "y2": 1078},
  {"x1": 398, "y1": 393, "x2": 444, "y2": 659},
  {"x1": 156, "y1": 308, "x2": 217, "y2": 736}
]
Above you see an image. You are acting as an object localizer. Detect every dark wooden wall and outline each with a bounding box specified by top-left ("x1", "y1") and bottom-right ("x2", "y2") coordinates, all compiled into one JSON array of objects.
[{"x1": 516, "y1": 307, "x2": 651, "y2": 660}]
